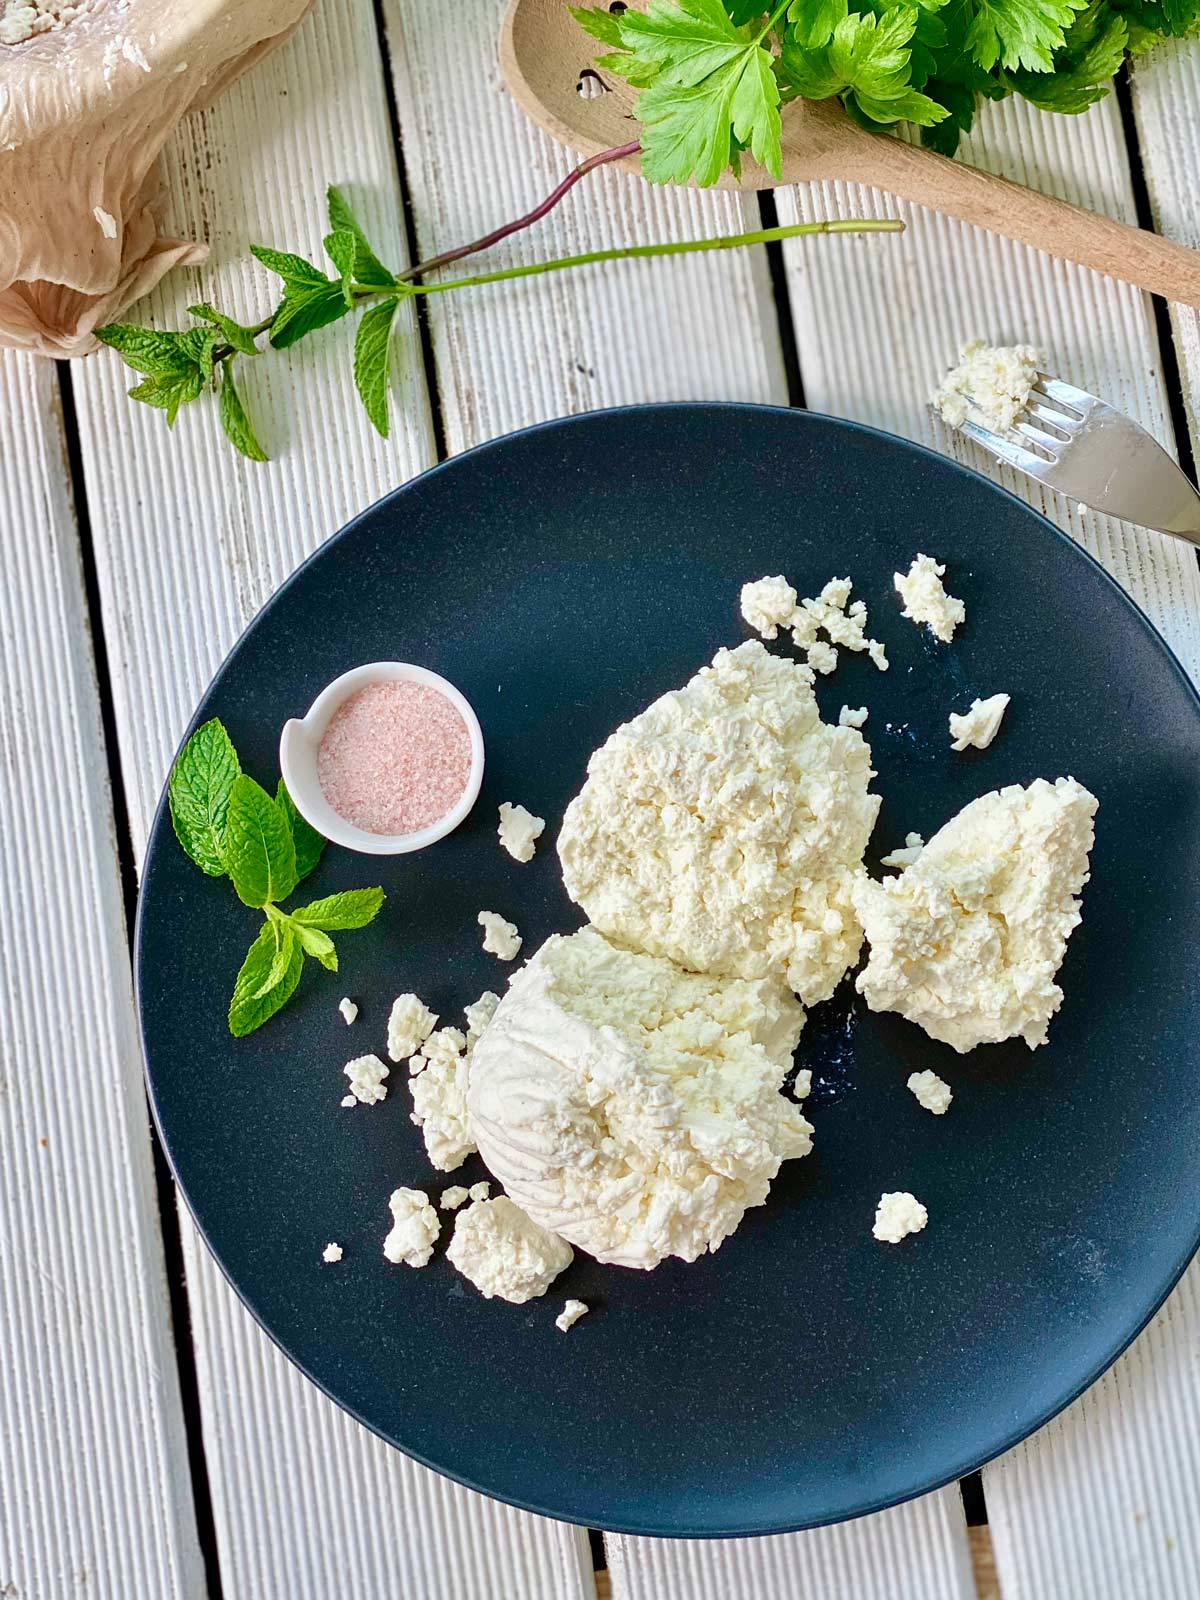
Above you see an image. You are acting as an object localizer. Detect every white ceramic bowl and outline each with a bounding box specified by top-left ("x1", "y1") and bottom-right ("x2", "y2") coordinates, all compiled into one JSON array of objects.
[{"x1": 279, "y1": 662, "x2": 485, "y2": 856}]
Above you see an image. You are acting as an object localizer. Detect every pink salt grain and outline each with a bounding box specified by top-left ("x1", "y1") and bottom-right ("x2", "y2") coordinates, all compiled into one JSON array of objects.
[{"x1": 317, "y1": 680, "x2": 472, "y2": 836}]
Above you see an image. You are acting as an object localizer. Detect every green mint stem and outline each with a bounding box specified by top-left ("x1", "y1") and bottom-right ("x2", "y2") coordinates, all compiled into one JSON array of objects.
[{"x1": 403, "y1": 220, "x2": 904, "y2": 296}]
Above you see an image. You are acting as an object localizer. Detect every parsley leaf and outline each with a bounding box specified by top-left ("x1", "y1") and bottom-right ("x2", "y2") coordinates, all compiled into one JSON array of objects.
[
  {"x1": 169, "y1": 719, "x2": 240, "y2": 876},
  {"x1": 1007, "y1": 0, "x2": 1127, "y2": 107},
  {"x1": 780, "y1": 6, "x2": 950, "y2": 125},
  {"x1": 966, "y1": 0, "x2": 1087, "y2": 71}
]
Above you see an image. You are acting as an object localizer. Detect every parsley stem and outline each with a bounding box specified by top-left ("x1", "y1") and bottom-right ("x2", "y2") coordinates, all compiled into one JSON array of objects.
[{"x1": 402, "y1": 219, "x2": 904, "y2": 296}]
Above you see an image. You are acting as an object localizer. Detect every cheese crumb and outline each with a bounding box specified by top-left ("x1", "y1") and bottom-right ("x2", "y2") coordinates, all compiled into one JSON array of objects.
[
  {"x1": 340, "y1": 1094, "x2": 356, "y2": 1108},
  {"x1": 498, "y1": 802, "x2": 546, "y2": 863},
  {"x1": 387, "y1": 993, "x2": 437, "y2": 1062},
  {"x1": 338, "y1": 997, "x2": 358, "y2": 1025},
  {"x1": 932, "y1": 339, "x2": 1043, "y2": 435},
  {"x1": 446, "y1": 1196, "x2": 573, "y2": 1303},
  {"x1": 440, "y1": 1186, "x2": 470, "y2": 1211},
  {"x1": 1, "y1": 0, "x2": 84, "y2": 45},
  {"x1": 410, "y1": 1027, "x2": 475, "y2": 1171},
  {"x1": 465, "y1": 990, "x2": 501, "y2": 1048},
  {"x1": 949, "y1": 693, "x2": 1010, "y2": 752},
  {"x1": 880, "y1": 832, "x2": 924, "y2": 870},
  {"x1": 321, "y1": 1242, "x2": 343, "y2": 1263},
  {"x1": 93, "y1": 206, "x2": 118, "y2": 239},
  {"x1": 873, "y1": 1191, "x2": 928, "y2": 1243},
  {"x1": 556, "y1": 1299, "x2": 589, "y2": 1333},
  {"x1": 478, "y1": 910, "x2": 522, "y2": 961},
  {"x1": 383, "y1": 1187, "x2": 440, "y2": 1268},
  {"x1": 806, "y1": 639, "x2": 838, "y2": 675},
  {"x1": 907, "y1": 1069, "x2": 953, "y2": 1115},
  {"x1": 468, "y1": 1181, "x2": 491, "y2": 1202},
  {"x1": 839, "y1": 706, "x2": 868, "y2": 728},
  {"x1": 740, "y1": 575, "x2": 798, "y2": 640},
  {"x1": 856, "y1": 778, "x2": 1098, "y2": 1052},
  {"x1": 894, "y1": 554, "x2": 965, "y2": 643},
  {"x1": 343, "y1": 1054, "x2": 388, "y2": 1105}
]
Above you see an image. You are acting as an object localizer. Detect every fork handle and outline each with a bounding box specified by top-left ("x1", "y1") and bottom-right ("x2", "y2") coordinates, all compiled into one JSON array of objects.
[{"x1": 817, "y1": 120, "x2": 1200, "y2": 310}]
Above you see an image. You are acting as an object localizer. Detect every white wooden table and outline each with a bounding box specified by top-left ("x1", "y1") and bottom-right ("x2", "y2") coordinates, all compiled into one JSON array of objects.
[{"x1": 3, "y1": 5, "x2": 1200, "y2": 1597}]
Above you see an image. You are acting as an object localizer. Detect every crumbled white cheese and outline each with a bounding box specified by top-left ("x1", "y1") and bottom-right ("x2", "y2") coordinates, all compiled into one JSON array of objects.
[
  {"x1": 873, "y1": 1191, "x2": 928, "y2": 1243},
  {"x1": 387, "y1": 993, "x2": 437, "y2": 1062},
  {"x1": 93, "y1": 206, "x2": 118, "y2": 239},
  {"x1": 468, "y1": 928, "x2": 812, "y2": 1270},
  {"x1": 907, "y1": 1069, "x2": 953, "y2": 1115},
  {"x1": 478, "y1": 911, "x2": 522, "y2": 961},
  {"x1": 894, "y1": 554, "x2": 965, "y2": 643},
  {"x1": 880, "y1": 832, "x2": 924, "y2": 870},
  {"x1": 556, "y1": 1299, "x2": 589, "y2": 1333},
  {"x1": 468, "y1": 1180, "x2": 491, "y2": 1202},
  {"x1": 383, "y1": 1187, "x2": 440, "y2": 1268},
  {"x1": 340, "y1": 1094, "x2": 356, "y2": 1108},
  {"x1": 807, "y1": 639, "x2": 838, "y2": 675},
  {"x1": 410, "y1": 1028, "x2": 475, "y2": 1171},
  {"x1": 740, "y1": 575, "x2": 798, "y2": 640},
  {"x1": 868, "y1": 639, "x2": 889, "y2": 671},
  {"x1": 498, "y1": 801, "x2": 546, "y2": 863},
  {"x1": 464, "y1": 990, "x2": 501, "y2": 1048},
  {"x1": 949, "y1": 693, "x2": 1010, "y2": 752},
  {"x1": 839, "y1": 705, "x2": 869, "y2": 728},
  {"x1": 440, "y1": 1186, "x2": 470, "y2": 1211},
  {"x1": 855, "y1": 777, "x2": 1098, "y2": 1052},
  {"x1": 0, "y1": 0, "x2": 84, "y2": 45},
  {"x1": 338, "y1": 997, "x2": 358, "y2": 1025},
  {"x1": 932, "y1": 339, "x2": 1043, "y2": 434},
  {"x1": 321, "y1": 1242, "x2": 343, "y2": 1263},
  {"x1": 343, "y1": 1054, "x2": 389, "y2": 1105},
  {"x1": 447, "y1": 1196, "x2": 573, "y2": 1303},
  {"x1": 559, "y1": 641, "x2": 880, "y2": 1006}
]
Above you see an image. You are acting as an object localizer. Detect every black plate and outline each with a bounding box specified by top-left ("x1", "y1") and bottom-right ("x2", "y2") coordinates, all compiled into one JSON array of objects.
[{"x1": 137, "y1": 405, "x2": 1200, "y2": 1536}]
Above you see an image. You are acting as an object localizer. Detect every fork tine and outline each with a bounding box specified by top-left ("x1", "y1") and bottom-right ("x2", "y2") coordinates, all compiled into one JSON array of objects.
[
  {"x1": 961, "y1": 420, "x2": 1056, "y2": 476},
  {"x1": 1026, "y1": 401, "x2": 1078, "y2": 436},
  {"x1": 1015, "y1": 421, "x2": 1065, "y2": 456},
  {"x1": 1034, "y1": 374, "x2": 1096, "y2": 415}
]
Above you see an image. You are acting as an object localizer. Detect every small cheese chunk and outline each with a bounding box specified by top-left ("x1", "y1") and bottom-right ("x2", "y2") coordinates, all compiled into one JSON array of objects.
[
  {"x1": 464, "y1": 991, "x2": 501, "y2": 1048},
  {"x1": 894, "y1": 554, "x2": 965, "y2": 643},
  {"x1": 447, "y1": 1196, "x2": 573, "y2": 1303},
  {"x1": 343, "y1": 1054, "x2": 388, "y2": 1105},
  {"x1": 873, "y1": 1191, "x2": 928, "y2": 1243},
  {"x1": 839, "y1": 706, "x2": 869, "y2": 728},
  {"x1": 555, "y1": 1299, "x2": 589, "y2": 1333},
  {"x1": 932, "y1": 339, "x2": 1043, "y2": 434},
  {"x1": 468, "y1": 1180, "x2": 491, "y2": 1202},
  {"x1": 806, "y1": 639, "x2": 838, "y2": 675},
  {"x1": 387, "y1": 993, "x2": 438, "y2": 1062},
  {"x1": 907, "y1": 1069, "x2": 953, "y2": 1115},
  {"x1": 338, "y1": 997, "x2": 358, "y2": 1025},
  {"x1": 740, "y1": 575, "x2": 798, "y2": 640},
  {"x1": 440, "y1": 1186, "x2": 470, "y2": 1211},
  {"x1": 410, "y1": 1028, "x2": 476, "y2": 1172},
  {"x1": 478, "y1": 910, "x2": 522, "y2": 961},
  {"x1": 383, "y1": 1187, "x2": 440, "y2": 1268},
  {"x1": 498, "y1": 802, "x2": 546, "y2": 863},
  {"x1": 949, "y1": 693, "x2": 1010, "y2": 752},
  {"x1": 340, "y1": 1094, "x2": 356, "y2": 1108},
  {"x1": 321, "y1": 1242, "x2": 343, "y2": 1263},
  {"x1": 880, "y1": 832, "x2": 924, "y2": 870}
]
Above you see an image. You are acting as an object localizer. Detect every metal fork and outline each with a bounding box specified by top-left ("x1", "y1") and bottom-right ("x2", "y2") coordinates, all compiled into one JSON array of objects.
[{"x1": 960, "y1": 375, "x2": 1200, "y2": 544}]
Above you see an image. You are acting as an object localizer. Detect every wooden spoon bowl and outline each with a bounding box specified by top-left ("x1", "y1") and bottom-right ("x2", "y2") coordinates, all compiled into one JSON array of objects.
[{"x1": 501, "y1": 0, "x2": 1200, "y2": 308}]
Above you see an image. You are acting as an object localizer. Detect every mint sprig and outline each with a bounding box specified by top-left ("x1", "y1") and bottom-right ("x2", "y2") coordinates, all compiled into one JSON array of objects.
[
  {"x1": 97, "y1": 183, "x2": 901, "y2": 460},
  {"x1": 167, "y1": 718, "x2": 383, "y2": 1035}
]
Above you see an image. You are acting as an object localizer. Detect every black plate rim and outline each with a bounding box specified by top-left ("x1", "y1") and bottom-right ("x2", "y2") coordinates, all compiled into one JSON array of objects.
[{"x1": 136, "y1": 401, "x2": 1200, "y2": 1538}]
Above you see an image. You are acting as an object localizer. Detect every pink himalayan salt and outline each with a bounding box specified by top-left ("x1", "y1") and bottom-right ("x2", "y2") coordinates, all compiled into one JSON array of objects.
[{"x1": 317, "y1": 680, "x2": 472, "y2": 836}]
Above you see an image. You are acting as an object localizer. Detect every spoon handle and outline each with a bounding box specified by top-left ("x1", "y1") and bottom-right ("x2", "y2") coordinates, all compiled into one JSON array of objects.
[{"x1": 804, "y1": 122, "x2": 1200, "y2": 309}]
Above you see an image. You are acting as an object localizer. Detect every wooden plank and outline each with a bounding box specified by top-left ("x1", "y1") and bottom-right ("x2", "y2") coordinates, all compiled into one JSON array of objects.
[
  {"x1": 774, "y1": 88, "x2": 1200, "y2": 1599},
  {"x1": 385, "y1": 1, "x2": 974, "y2": 1591},
  {"x1": 0, "y1": 352, "x2": 204, "y2": 1598},
  {"x1": 607, "y1": 1491, "x2": 975, "y2": 1600},
  {"x1": 66, "y1": 4, "x2": 593, "y2": 1596}
]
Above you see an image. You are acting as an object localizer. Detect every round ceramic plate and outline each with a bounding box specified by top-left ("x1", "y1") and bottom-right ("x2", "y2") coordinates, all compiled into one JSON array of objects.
[{"x1": 137, "y1": 405, "x2": 1200, "y2": 1537}]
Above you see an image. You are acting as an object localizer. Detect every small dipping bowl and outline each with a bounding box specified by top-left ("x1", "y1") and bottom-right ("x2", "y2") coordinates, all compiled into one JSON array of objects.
[{"x1": 279, "y1": 662, "x2": 485, "y2": 855}]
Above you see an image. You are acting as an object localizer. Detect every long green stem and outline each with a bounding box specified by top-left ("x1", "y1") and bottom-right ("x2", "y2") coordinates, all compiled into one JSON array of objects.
[{"x1": 401, "y1": 219, "x2": 904, "y2": 296}]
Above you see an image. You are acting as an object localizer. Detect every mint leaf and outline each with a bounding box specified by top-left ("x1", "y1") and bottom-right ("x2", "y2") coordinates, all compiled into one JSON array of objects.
[
  {"x1": 294, "y1": 921, "x2": 338, "y2": 970},
  {"x1": 127, "y1": 368, "x2": 207, "y2": 426},
  {"x1": 291, "y1": 887, "x2": 384, "y2": 931},
  {"x1": 269, "y1": 280, "x2": 350, "y2": 350},
  {"x1": 95, "y1": 324, "x2": 199, "y2": 377},
  {"x1": 178, "y1": 327, "x2": 220, "y2": 381},
  {"x1": 229, "y1": 921, "x2": 305, "y2": 1036},
  {"x1": 189, "y1": 303, "x2": 261, "y2": 355},
  {"x1": 222, "y1": 775, "x2": 298, "y2": 907},
  {"x1": 169, "y1": 718, "x2": 240, "y2": 876},
  {"x1": 218, "y1": 367, "x2": 268, "y2": 462},
  {"x1": 252, "y1": 919, "x2": 298, "y2": 998},
  {"x1": 276, "y1": 779, "x2": 327, "y2": 881},
  {"x1": 326, "y1": 187, "x2": 397, "y2": 289},
  {"x1": 324, "y1": 229, "x2": 359, "y2": 306},
  {"x1": 965, "y1": 0, "x2": 1085, "y2": 71},
  {"x1": 249, "y1": 244, "x2": 331, "y2": 286},
  {"x1": 353, "y1": 300, "x2": 400, "y2": 437}
]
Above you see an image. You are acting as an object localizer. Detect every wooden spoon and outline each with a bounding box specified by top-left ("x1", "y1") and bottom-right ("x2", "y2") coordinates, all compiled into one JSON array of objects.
[{"x1": 501, "y1": 0, "x2": 1200, "y2": 309}]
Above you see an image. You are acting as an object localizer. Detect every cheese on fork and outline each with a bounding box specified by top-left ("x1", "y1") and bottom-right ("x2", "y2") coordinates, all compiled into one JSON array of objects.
[
  {"x1": 855, "y1": 777, "x2": 1098, "y2": 1052},
  {"x1": 932, "y1": 339, "x2": 1043, "y2": 435},
  {"x1": 558, "y1": 641, "x2": 880, "y2": 1006}
]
